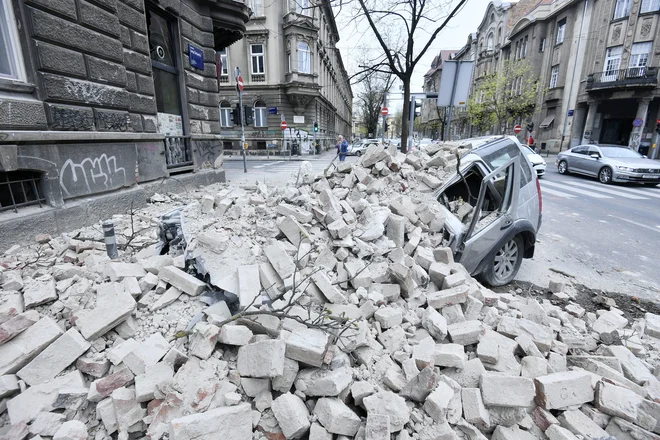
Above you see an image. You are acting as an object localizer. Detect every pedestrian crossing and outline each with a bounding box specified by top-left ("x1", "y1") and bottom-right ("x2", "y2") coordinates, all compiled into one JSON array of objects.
[{"x1": 540, "y1": 178, "x2": 660, "y2": 201}]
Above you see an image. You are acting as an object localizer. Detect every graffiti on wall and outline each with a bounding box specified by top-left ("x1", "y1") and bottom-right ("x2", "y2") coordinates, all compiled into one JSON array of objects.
[{"x1": 59, "y1": 154, "x2": 128, "y2": 198}]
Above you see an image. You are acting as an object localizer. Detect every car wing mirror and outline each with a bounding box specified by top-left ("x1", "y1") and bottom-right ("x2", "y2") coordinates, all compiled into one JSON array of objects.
[{"x1": 590, "y1": 153, "x2": 600, "y2": 159}]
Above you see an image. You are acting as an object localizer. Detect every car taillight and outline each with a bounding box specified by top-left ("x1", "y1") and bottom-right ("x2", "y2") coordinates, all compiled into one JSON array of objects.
[{"x1": 536, "y1": 177, "x2": 542, "y2": 213}]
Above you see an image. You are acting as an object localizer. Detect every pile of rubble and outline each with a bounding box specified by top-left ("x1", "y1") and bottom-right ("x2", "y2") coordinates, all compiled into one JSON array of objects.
[{"x1": 1, "y1": 143, "x2": 660, "y2": 440}]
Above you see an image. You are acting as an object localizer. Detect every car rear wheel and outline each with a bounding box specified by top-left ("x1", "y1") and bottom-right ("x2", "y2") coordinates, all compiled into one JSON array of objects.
[
  {"x1": 557, "y1": 160, "x2": 569, "y2": 174},
  {"x1": 481, "y1": 235, "x2": 524, "y2": 287},
  {"x1": 356, "y1": 151, "x2": 362, "y2": 157},
  {"x1": 598, "y1": 166, "x2": 613, "y2": 184}
]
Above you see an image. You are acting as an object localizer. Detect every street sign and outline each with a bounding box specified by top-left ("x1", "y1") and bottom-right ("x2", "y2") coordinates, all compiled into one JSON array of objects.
[
  {"x1": 633, "y1": 118, "x2": 644, "y2": 127},
  {"x1": 281, "y1": 121, "x2": 288, "y2": 130},
  {"x1": 189, "y1": 44, "x2": 204, "y2": 70},
  {"x1": 381, "y1": 107, "x2": 389, "y2": 116},
  {"x1": 514, "y1": 124, "x2": 522, "y2": 133},
  {"x1": 237, "y1": 75, "x2": 244, "y2": 92},
  {"x1": 568, "y1": 109, "x2": 574, "y2": 116},
  {"x1": 268, "y1": 107, "x2": 278, "y2": 114}
]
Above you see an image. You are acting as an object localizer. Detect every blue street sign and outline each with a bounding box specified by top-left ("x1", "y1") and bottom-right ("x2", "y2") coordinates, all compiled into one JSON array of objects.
[
  {"x1": 568, "y1": 109, "x2": 574, "y2": 116},
  {"x1": 269, "y1": 107, "x2": 278, "y2": 114},
  {"x1": 189, "y1": 45, "x2": 204, "y2": 70},
  {"x1": 633, "y1": 118, "x2": 644, "y2": 127}
]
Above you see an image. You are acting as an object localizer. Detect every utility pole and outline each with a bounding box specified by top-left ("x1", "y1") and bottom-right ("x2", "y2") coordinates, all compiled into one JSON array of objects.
[
  {"x1": 234, "y1": 67, "x2": 246, "y2": 173},
  {"x1": 382, "y1": 92, "x2": 387, "y2": 144},
  {"x1": 408, "y1": 95, "x2": 415, "y2": 149}
]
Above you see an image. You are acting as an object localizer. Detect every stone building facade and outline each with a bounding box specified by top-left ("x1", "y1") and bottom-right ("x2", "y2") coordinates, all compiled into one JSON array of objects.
[
  {"x1": 217, "y1": 0, "x2": 352, "y2": 154},
  {"x1": 0, "y1": 0, "x2": 249, "y2": 241},
  {"x1": 420, "y1": 50, "x2": 455, "y2": 139}
]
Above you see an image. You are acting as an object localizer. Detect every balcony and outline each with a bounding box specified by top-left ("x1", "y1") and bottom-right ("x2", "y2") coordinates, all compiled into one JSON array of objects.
[{"x1": 586, "y1": 66, "x2": 658, "y2": 91}]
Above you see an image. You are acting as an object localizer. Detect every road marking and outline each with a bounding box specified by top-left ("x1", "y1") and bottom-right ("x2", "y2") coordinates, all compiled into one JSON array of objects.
[
  {"x1": 566, "y1": 180, "x2": 660, "y2": 199},
  {"x1": 608, "y1": 214, "x2": 660, "y2": 235},
  {"x1": 556, "y1": 181, "x2": 648, "y2": 199},
  {"x1": 541, "y1": 181, "x2": 611, "y2": 198},
  {"x1": 538, "y1": 187, "x2": 578, "y2": 199}
]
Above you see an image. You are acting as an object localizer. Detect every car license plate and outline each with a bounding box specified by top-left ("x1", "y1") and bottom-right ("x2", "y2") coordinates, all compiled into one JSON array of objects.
[{"x1": 642, "y1": 174, "x2": 656, "y2": 179}]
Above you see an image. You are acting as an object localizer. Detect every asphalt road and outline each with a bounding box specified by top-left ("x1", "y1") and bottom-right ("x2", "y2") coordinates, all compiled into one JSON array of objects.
[
  {"x1": 517, "y1": 159, "x2": 660, "y2": 300},
  {"x1": 225, "y1": 153, "x2": 660, "y2": 299}
]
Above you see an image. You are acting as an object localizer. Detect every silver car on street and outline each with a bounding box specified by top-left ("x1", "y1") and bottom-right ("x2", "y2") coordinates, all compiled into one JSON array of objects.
[
  {"x1": 556, "y1": 144, "x2": 660, "y2": 186},
  {"x1": 434, "y1": 136, "x2": 543, "y2": 286}
]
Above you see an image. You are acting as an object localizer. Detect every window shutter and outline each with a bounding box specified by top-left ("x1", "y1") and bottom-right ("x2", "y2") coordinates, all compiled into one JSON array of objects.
[{"x1": 245, "y1": 106, "x2": 254, "y2": 125}]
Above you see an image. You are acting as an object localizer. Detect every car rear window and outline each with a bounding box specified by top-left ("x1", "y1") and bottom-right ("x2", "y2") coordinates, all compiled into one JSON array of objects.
[{"x1": 473, "y1": 140, "x2": 533, "y2": 188}]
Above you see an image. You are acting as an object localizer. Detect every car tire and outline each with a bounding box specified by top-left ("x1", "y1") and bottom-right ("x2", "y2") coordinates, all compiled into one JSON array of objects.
[
  {"x1": 644, "y1": 183, "x2": 659, "y2": 187},
  {"x1": 356, "y1": 151, "x2": 362, "y2": 157},
  {"x1": 598, "y1": 166, "x2": 613, "y2": 184},
  {"x1": 557, "y1": 160, "x2": 569, "y2": 175},
  {"x1": 481, "y1": 235, "x2": 524, "y2": 287}
]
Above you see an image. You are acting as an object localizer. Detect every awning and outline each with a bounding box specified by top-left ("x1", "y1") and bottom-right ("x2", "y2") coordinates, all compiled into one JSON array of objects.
[{"x1": 540, "y1": 115, "x2": 555, "y2": 128}]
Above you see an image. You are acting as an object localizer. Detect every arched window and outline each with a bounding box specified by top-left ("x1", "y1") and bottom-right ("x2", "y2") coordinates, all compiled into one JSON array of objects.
[
  {"x1": 296, "y1": 0, "x2": 310, "y2": 15},
  {"x1": 220, "y1": 101, "x2": 232, "y2": 127},
  {"x1": 479, "y1": 39, "x2": 484, "y2": 52},
  {"x1": 487, "y1": 33, "x2": 494, "y2": 50},
  {"x1": 497, "y1": 27, "x2": 502, "y2": 43},
  {"x1": 298, "y1": 42, "x2": 311, "y2": 74},
  {"x1": 490, "y1": 13, "x2": 495, "y2": 23},
  {"x1": 254, "y1": 100, "x2": 267, "y2": 127}
]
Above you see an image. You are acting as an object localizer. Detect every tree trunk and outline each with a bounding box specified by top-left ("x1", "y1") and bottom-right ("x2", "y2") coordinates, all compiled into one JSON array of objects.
[{"x1": 401, "y1": 79, "x2": 411, "y2": 154}]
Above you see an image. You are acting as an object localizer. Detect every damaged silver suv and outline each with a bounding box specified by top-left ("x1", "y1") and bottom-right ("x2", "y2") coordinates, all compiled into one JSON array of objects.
[{"x1": 435, "y1": 136, "x2": 542, "y2": 286}]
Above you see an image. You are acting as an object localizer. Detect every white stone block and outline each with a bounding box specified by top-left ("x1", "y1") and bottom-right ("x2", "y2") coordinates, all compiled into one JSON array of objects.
[
  {"x1": 285, "y1": 328, "x2": 330, "y2": 367},
  {"x1": 375, "y1": 307, "x2": 403, "y2": 329},
  {"x1": 158, "y1": 266, "x2": 206, "y2": 296},
  {"x1": 314, "y1": 398, "x2": 361, "y2": 436},
  {"x1": 241, "y1": 377, "x2": 270, "y2": 397},
  {"x1": 545, "y1": 425, "x2": 579, "y2": 440},
  {"x1": 0, "y1": 316, "x2": 63, "y2": 376},
  {"x1": 218, "y1": 325, "x2": 253, "y2": 346},
  {"x1": 557, "y1": 409, "x2": 608, "y2": 439},
  {"x1": 427, "y1": 285, "x2": 469, "y2": 308},
  {"x1": 169, "y1": 403, "x2": 252, "y2": 440},
  {"x1": 272, "y1": 393, "x2": 310, "y2": 439},
  {"x1": 104, "y1": 262, "x2": 146, "y2": 281},
  {"x1": 295, "y1": 366, "x2": 353, "y2": 396},
  {"x1": 447, "y1": 320, "x2": 483, "y2": 345},
  {"x1": 17, "y1": 328, "x2": 90, "y2": 386},
  {"x1": 278, "y1": 216, "x2": 310, "y2": 247},
  {"x1": 73, "y1": 283, "x2": 136, "y2": 340},
  {"x1": 264, "y1": 243, "x2": 296, "y2": 280},
  {"x1": 534, "y1": 370, "x2": 594, "y2": 410},
  {"x1": 592, "y1": 311, "x2": 628, "y2": 334},
  {"x1": 434, "y1": 343, "x2": 466, "y2": 368},
  {"x1": 237, "y1": 339, "x2": 286, "y2": 377},
  {"x1": 480, "y1": 373, "x2": 535, "y2": 408},
  {"x1": 311, "y1": 271, "x2": 346, "y2": 304},
  {"x1": 135, "y1": 362, "x2": 173, "y2": 402},
  {"x1": 238, "y1": 265, "x2": 262, "y2": 309},
  {"x1": 521, "y1": 357, "x2": 548, "y2": 378},
  {"x1": 422, "y1": 307, "x2": 448, "y2": 341},
  {"x1": 363, "y1": 391, "x2": 409, "y2": 432},
  {"x1": 272, "y1": 357, "x2": 299, "y2": 393},
  {"x1": 412, "y1": 336, "x2": 436, "y2": 370},
  {"x1": 52, "y1": 420, "x2": 88, "y2": 440},
  {"x1": 423, "y1": 381, "x2": 454, "y2": 423},
  {"x1": 29, "y1": 412, "x2": 66, "y2": 436},
  {"x1": 462, "y1": 388, "x2": 490, "y2": 430},
  {"x1": 23, "y1": 276, "x2": 57, "y2": 308},
  {"x1": 366, "y1": 414, "x2": 390, "y2": 440}
]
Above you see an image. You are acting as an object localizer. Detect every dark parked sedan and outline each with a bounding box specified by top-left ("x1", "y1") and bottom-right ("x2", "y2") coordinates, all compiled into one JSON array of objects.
[{"x1": 556, "y1": 144, "x2": 660, "y2": 185}]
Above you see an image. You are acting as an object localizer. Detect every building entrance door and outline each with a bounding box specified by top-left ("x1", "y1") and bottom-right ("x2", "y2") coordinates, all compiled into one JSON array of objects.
[{"x1": 599, "y1": 118, "x2": 633, "y2": 145}]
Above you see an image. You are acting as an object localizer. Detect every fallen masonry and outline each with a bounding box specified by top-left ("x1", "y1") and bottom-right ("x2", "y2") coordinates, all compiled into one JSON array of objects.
[{"x1": 0, "y1": 141, "x2": 659, "y2": 440}]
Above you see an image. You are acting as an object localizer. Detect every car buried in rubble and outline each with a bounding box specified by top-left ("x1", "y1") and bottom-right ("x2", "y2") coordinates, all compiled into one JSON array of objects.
[{"x1": 434, "y1": 136, "x2": 543, "y2": 287}]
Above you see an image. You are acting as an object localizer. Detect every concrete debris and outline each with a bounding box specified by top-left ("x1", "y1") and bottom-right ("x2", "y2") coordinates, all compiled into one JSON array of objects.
[{"x1": 2, "y1": 139, "x2": 660, "y2": 440}]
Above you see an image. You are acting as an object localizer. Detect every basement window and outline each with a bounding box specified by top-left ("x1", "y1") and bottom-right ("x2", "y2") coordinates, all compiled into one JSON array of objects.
[{"x1": 0, "y1": 171, "x2": 46, "y2": 212}]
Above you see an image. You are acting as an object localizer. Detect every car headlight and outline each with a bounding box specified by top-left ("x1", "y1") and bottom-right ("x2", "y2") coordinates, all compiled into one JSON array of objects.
[{"x1": 617, "y1": 166, "x2": 634, "y2": 172}]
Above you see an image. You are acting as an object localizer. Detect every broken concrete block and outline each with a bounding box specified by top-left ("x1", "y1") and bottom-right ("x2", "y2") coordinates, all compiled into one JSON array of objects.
[
  {"x1": 278, "y1": 215, "x2": 309, "y2": 247},
  {"x1": 521, "y1": 357, "x2": 548, "y2": 378},
  {"x1": 311, "y1": 271, "x2": 346, "y2": 304},
  {"x1": 29, "y1": 412, "x2": 66, "y2": 436},
  {"x1": 378, "y1": 326, "x2": 407, "y2": 352},
  {"x1": 442, "y1": 272, "x2": 465, "y2": 289},
  {"x1": 412, "y1": 336, "x2": 436, "y2": 370},
  {"x1": 135, "y1": 363, "x2": 173, "y2": 403},
  {"x1": 0, "y1": 292, "x2": 23, "y2": 325},
  {"x1": 87, "y1": 367, "x2": 134, "y2": 402},
  {"x1": 114, "y1": 316, "x2": 137, "y2": 339},
  {"x1": 375, "y1": 307, "x2": 403, "y2": 329},
  {"x1": 387, "y1": 263, "x2": 416, "y2": 297},
  {"x1": 427, "y1": 284, "x2": 469, "y2": 308},
  {"x1": 605, "y1": 345, "x2": 655, "y2": 385},
  {"x1": 557, "y1": 409, "x2": 609, "y2": 439},
  {"x1": 241, "y1": 377, "x2": 269, "y2": 397},
  {"x1": 122, "y1": 333, "x2": 170, "y2": 374},
  {"x1": 2, "y1": 271, "x2": 23, "y2": 291},
  {"x1": 218, "y1": 325, "x2": 253, "y2": 346},
  {"x1": 328, "y1": 218, "x2": 350, "y2": 239},
  {"x1": 594, "y1": 381, "x2": 647, "y2": 423},
  {"x1": 237, "y1": 339, "x2": 286, "y2": 377},
  {"x1": 535, "y1": 370, "x2": 595, "y2": 410},
  {"x1": 112, "y1": 387, "x2": 146, "y2": 435},
  {"x1": 7, "y1": 370, "x2": 85, "y2": 424},
  {"x1": 121, "y1": 276, "x2": 142, "y2": 297},
  {"x1": 277, "y1": 203, "x2": 313, "y2": 224},
  {"x1": 295, "y1": 366, "x2": 353, "y2": 396},
  {"x1": 158, "y1": 266, "x2": 206, "y2": 296},
  {"x1": 0, "y1": 374, "x2": 19, "y2": 398},
  {"x1": 399, "y1": 366, "x2": 439, "y2": 402},
  {"x1": 435, "y1": 343, "x2": 466, "y2": 368},
  {"x1": 150, "y1": 286, "x2": 182, "y2": 311},
  {"x1": 169, "y1": 402, "x2": 252, "y2": 440},
  {"x1": 264, "y1": 243, "x2": 296, "y2": 280},
  {"x1": 237, "y1": 265, "x2": 261, "y2": 309},
  {"x1": 272, "y1": 357, "x2": 299, "y2": 393},
  {"x1": 52, "y1": 420, "x2": 88, "y2": 440},
  {"x1": 17, "y1": 328, "x2": 90, "y2": 386},
  {"x1": 424, "y1": 381, "x2": 454, "y2": 423},
  {"x1": 0, "y1": 316, "x2": 63, "y2": 376},
  {"x1": 422, "y1": 307, "x2": 448, "y2": 341},
  {"x1": 272, "y1": 392, "x2": 310, "y2": 439},
  {"x1": 462, "y1": 388, "x2": 490, "y2": 430},
  {"x1": 104, "y1": 262, "x2": 147, "y2": 281},
  {"x1": 362, "y1": 391, "x2": 409, "y2": 433},
  {"x1": 285, "y1": 328, "x2": 330, "y2": 367},
  {"x1": 545, "y1": 425, "x2": 579, "y2": 440},
  {"x1": 73, "y1": 283, "x2": 135, "y2": 340},
  {"x1": 52, "y1": 388, "x2": 88, "y2": 411},
  {"x1": 592, "y1": 311, "x2": 628, "y2": 335},
  {"x1": 314, "y1": 397, "x2": 361, "y2": 436},
  {"x1": 366, "y1": 414, "x2": 390, "y2": 440},
  {"x1": 386, "y1": 214, "x2": 405, "y2": 247},
  {"x1": 23, "y1": 276, "x2": 57, "y2": 308},
  {"x1": 447, "y1": 320, "x2": 483, "y2": 345},
  {"x1": 480, "y1": 373, "x2": 535, "y2": 408},
  {"x1": 0, "y1": 310, "x2": 40, "y2": 345}
]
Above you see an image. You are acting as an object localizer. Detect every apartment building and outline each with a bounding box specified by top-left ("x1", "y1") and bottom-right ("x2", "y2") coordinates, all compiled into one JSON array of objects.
[
  {"x1": 420, "y1": 50, "x2": 456, "y2": 139},
  {"x1": 0, "y1": 0, "x2": 249, "y2": 241},
  {"x1": 217, "y1": 0, "x2": 352, "y2": 153}
]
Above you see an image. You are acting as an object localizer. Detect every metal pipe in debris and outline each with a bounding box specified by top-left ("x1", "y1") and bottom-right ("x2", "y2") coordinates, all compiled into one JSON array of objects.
[{"x1": 103, "y1": 220, "x2": 119, "y2": 259}]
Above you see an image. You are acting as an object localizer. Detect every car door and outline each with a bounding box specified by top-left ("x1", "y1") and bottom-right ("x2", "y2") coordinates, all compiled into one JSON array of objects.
[
  {"x1": 569, "y1": 146, "x2": 589, "y2": 174},
  {"x1": 583, "y1": 146, "x2": 603, "y2": 176},
  {"x1": 457, "y1": 156, "x2": 521, "y2": 274}
]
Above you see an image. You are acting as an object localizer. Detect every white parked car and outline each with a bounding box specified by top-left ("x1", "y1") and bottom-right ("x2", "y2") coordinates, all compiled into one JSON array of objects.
[
  {"x1": 524, "y1": 146, "x2": 546, "y2": 177},
  {"x1": 417, "y1": 138, "x2": 434, "y2": 152}
]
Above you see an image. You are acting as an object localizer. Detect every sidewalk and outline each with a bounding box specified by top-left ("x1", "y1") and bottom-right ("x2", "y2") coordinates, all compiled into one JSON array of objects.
[{"x1": 223, "y1": 149, "x2": 337, "y2": 161}]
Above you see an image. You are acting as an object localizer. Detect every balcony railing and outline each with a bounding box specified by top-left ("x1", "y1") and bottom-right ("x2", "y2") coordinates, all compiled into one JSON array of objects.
[{"x1": 586, "y1": 66, "x2": 658, "y2": 90}]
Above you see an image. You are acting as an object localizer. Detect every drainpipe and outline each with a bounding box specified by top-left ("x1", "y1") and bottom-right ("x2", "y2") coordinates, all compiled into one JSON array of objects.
[{"x1": 559, "y1": 0, "x2": 589, "y2": 152}]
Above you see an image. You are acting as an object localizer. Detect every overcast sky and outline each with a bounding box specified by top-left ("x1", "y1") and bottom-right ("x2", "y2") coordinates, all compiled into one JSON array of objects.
[{"x1": 335, "y1": 0, "x2": 492, "y2": 112}]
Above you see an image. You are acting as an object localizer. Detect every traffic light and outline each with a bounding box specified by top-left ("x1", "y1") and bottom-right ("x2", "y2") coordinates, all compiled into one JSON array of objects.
[
  {"x1": 656, "y1": 119, "x2": 660, "y2": 135},
  {"x1": 313, "y1": 122, "x2": 319, "y2": 132},
  {"x1": 414, "y1": 100, "x2": 422, "y2": 119},
  {"x1": 384, "y1": 122, "x2": 389, "y2": 132},
  {"x1": 527, "y1": 121, "x2": 534, "y2": 133},
  {"x1": 232, "y1": 105, "x2": 241, "y2": 125}
]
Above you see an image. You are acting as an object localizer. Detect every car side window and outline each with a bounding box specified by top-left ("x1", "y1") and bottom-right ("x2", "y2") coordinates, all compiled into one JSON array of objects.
[
  {"x1": 477, "y1": 140, "x2": 532, "y2": 189},
  {"x1": 587, "y1": 147, "x2": 600, "y2": 156},
  {"x1": 572, "y1": 146, "x2": 587, "y2": 155}
]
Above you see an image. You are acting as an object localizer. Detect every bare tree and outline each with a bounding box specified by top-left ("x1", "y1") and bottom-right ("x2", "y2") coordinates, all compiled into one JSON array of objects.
[
  {"x1": 343, "y1": 0, "x2": 469, "y2": 152},
  {"x1": 355, "y1": 70, "x2": 394, "y2": 137}
]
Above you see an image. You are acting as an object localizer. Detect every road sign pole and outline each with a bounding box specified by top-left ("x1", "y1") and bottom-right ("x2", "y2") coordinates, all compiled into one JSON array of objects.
[{"x1": 235, "y1": 67, "x2": 247, "y2": 173}]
